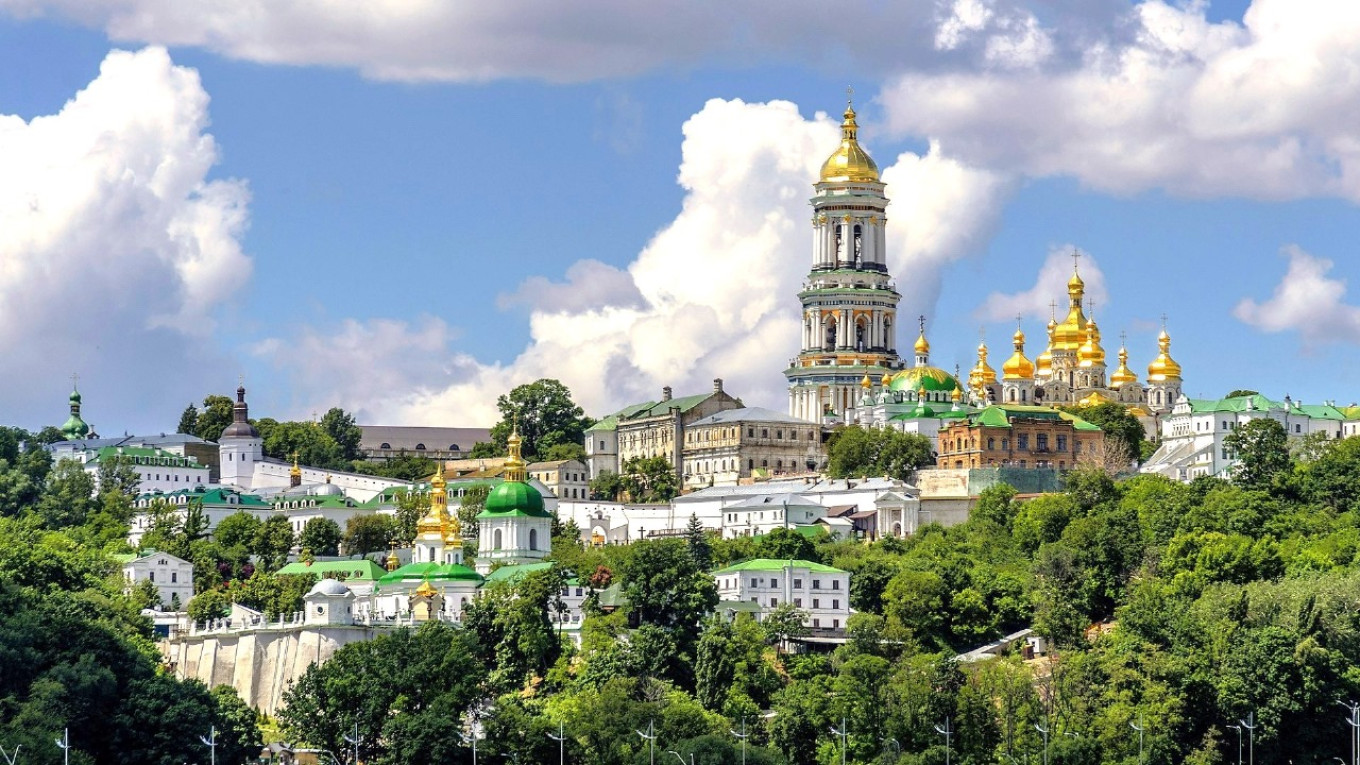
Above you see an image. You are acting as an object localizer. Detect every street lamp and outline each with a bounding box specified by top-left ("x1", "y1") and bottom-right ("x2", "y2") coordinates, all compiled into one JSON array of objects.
[
  {"x1": 547, "y1": 720, "x2": 567, "y2": 765},
  {"x1": 1034, "y1": 722, "x2": 1049, "y2": 765},
  {"x1": 829, "y1": 717, "x2": 849, "y2": 765},
  {"x1": 200, "y1": 726, "x2": 218, "y2": 765},
  {"x1": 884, "y1": 737, "x2": 901, "y2": 759},
  {"x1": 55, "y1": 729, "x2": 70, "y2": 765},
  {"x1": 1239, "y1": 712, "x2": 1256, "y2": 765},
  {"x1": 935, "y1": 719, "x2": 953, "y2": 765},
  {"x1": 731, "y1": 718, "x2": 749, "y2": 765},
  {"x1": 1228, "y1": 723, "x2": 1243, "y2": 765},
  {"x1": 1341, "y1": 699, "x2": 1359, "y2": 765},
  {"x1": 1130, "y1": 715, "x2": 1145, "y2": 765},
  {"x1": 666, "y1": 751, "x2": 694, "y2": 765},
  {"x1": 342, "y1": 723, "x2": 360, "y2": 765},
  {"x1": 459, "y1": 729, "x2": 478, "y2": 765},
  {"x1": 0, "y1": 743, "x2": 20, "y2": 765},
  {"x1": 636, "y1": 720, "x2": 657, "y2": 765}
]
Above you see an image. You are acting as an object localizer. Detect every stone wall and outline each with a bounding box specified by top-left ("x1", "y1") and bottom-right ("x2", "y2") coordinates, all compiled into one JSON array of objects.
[{"x1": 166, "y1": 626, "x2": 380, "y2": 715}]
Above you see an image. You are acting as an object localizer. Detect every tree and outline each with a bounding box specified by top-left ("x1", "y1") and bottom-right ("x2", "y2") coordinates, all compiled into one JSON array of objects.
[
  {"x1": 299, "y1": 517, "x2": 342, "y2": 556},
  {"x1": 193, "y1": 394, "x2": 236, "y2": 441},
  {"x1": 320, "y1": 407, "x2": 363, "y2": 462},
  {"x1": 1224, "y1": 418, "x2": 1291, "y2": 490},
  {"x1": 621, "y1": 455, "x2": 678, "y2": 503},
  {"x1": 972, "y1": 483, "x2": 1019, "y2": 528},
  {"x1": 590, "y1": 469, "x2": 627, "y2": 501},
  {"x1": 484, "y1": 379, "x2": 594, "y2": 461},
  {"x1": 211, "y1": 685, "x2": 263, "y2": 765},
  {"x1": 35, "y1": 459, "x2": 95, "y2": 529},
  {"x1": 177, "y1": 403, "x2": 199, "y2": 435},
  {"x1": 762, "y1": 602, "x2": 810, "y2": 651},
  {"x1": 826, "y1": 426, "x2": 933, "y2": 480},
  {"x1": 457, "y1": 484, "x2": 490, "y2": 544},
  {"x1": 542, "y1": 442, "x2": 587, "y2": 462},
  {"x1": 1059, "y1": 401, "x2": 1147, "y2": 466},
  {"x1": 95, "y1": 454, "x2": 142, "y2": 497},
  {"x1": 685, "y1": 514, "x2": 712, "y2": 571},
  {"x1": 261, "y1": 420, "x2": 344, "y2": 469},
  {"x1": 253, "y1": 515, "x2": 296, "y2": 572},
  {"x1": 344, "y1": 514, "x2": 396, "y2": 555},
  {"x1": 213, "y1": 511, "x2": 262, "y2": 552}
]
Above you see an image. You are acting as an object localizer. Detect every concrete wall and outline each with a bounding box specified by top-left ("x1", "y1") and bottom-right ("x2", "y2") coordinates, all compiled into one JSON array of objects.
[{"x1": 168, "y1": 626, "x2": 380, "y2": 715}]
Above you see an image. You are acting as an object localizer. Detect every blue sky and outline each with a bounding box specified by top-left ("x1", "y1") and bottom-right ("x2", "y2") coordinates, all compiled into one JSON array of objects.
[{"x1": 2, "y1": 0, "x2": 1359, "y2": 433}]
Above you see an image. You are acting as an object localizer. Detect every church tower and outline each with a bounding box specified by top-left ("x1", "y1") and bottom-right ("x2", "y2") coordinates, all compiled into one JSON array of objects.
[
  {"x1": 219, "y1": 384, "x2": 262, "y2": 490},
  {"x1": 1146, "y1": 323, "x2": 1183, "y2": 413},
  {"x1": 475, "y1": 424, "x2": 552, "y2": 575},
  {"x1": 787, "y1": 94, "x2": 903, "y2": 422}
]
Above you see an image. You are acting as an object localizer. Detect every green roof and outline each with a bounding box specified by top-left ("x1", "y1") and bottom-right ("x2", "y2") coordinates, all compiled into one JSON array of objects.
[
  {"x1": 137, "y1": 486, "x2": 268, "y2": 506},
  {"x1": 90, "y1": 446, "x2": 201, "y2": 467},
  {"x1": 889, "y1": 366, "x2": 961, "y2": 394},
  {"x1": 483, "y1": 561, "x2": 555, "y2": 583},
  {"x1": 962, "y1": 405, "x2": 1102, "y2": 432},
  {"x1": 377, "y1": 560, "x2": 482, "y2": 585},
  {"x1": 477, "y1": 480, "x2": 550, "y2": 518},
  {"x1": 712, "y1": 558, "x2": 847, "y2": 576},
  {"x1": 277, "y1": 559, "x2": 388, "y2": 581}
]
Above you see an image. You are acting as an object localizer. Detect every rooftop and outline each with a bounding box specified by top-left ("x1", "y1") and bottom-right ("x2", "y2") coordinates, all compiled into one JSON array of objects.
[
  {"x1": 689, "y1": 407, "x2": 812, "y2": 427},
  {"x1": 712, "y1": 558, "x2": 847, "y2": 575}
]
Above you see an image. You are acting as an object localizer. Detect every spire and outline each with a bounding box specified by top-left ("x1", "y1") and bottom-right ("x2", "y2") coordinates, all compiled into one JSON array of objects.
[
  {"x1": 819, "y1": 88, "x2": 881, "y2": 183},
  {"x1": 289, "y1": 452, "x2": 302, "y2": 487},
  {"x1": 913, "y1": 315, "x2": 930, "y2": 366},
  {"x1": 504, "y1": 415, "x2": 528, "y2": 483},
  {"x1": 1002, "y1": 317, "x2": 1035, "y2": 380},
  {"x1": 1053, "y1": 250, "x2": 1089, "y2": 351},
  {"x1": 60, "y1": 373, "x2": 90, "y2": 440},
  {"x1": 1111, "y1": 331, "x2": 1138, "y2": 388}
]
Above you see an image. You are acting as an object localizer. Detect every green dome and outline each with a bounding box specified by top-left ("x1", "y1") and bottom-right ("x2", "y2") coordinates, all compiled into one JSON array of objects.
[
  {"x1": 378, "y1": 561, "x2": 482, "y2": 586},
  {"x1": 888, "y1": 366, "x2": 959, "y2": 394},
  {"x1": 60, "y1": 414, "x2": 89, "y2": 440},
  {"x1": 479, "y1": 480, "x2": 549, "y2": 519}
]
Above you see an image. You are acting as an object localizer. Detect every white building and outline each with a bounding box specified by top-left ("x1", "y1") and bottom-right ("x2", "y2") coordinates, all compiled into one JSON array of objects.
[
  {"x1": 528, "y1": 459, "x2": 590, "y2": 501},
  {"x1": 675, "y1": 476, "x2": 927, "y2": 540},
  {"x1": 129, "y1": 486, "x2": 273, "y2": 546},
  {"x1": 1142, "y1": 393, "x2": 1345, "y2": 481},
  {"x1": 85, "y1": 445, "x2": 210, "y2": 494},
  {"x1": 119, "y1": 551, "x2": 194, "y2": 610},
  {"x1": 713, "y1": 558, "x2": 852, "y2": 633},
  {"x1": 720, "y1": 493, "x2": 828, "y2": 539}
]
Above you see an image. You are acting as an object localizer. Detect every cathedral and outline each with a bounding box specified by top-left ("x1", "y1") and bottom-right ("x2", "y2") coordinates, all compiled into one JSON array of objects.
[{"x1": 787, "y1": 96, "x2": 1186, "y2": 441}]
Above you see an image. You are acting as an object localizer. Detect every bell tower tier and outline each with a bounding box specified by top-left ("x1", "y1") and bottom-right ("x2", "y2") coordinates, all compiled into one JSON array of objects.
[{"x1": 786, "y1": 96, "x2": 904, "y2": 423}]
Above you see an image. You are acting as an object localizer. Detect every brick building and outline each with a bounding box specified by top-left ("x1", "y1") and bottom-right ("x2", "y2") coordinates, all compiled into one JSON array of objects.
[{"x1": 935, "y1": 405, "x2": 1103, "y2": 470}]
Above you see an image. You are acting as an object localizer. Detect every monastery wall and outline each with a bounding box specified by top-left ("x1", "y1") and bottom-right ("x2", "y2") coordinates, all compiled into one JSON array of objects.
[{"x1": 165, "y1": 625, "x2": 380, "y2": 715}]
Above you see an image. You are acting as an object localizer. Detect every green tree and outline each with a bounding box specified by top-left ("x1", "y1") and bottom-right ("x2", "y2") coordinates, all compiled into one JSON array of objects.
[
  {"x1": 95, "y1": 454, "x2": 142, "y2": 497},
  {"x1": 299, "y1": 517, "x2": 342, "y2": 556},
  {"x1": 320, "y1": 407, "x2": 363, "y2": 462},
  {"x1": 213, "y1": 511, "x2": 262, "y2": 552},
  {"x1": 826, "y1": 425, "x2": 933, "y2": 479},
  {"x1": 177, "y1": 403, "x2": 199, "y2": 435},
  {"x1": 590, "y1": 469, "x2": 627, "y2": 501},
  {"x1": 762, "y1": 602, "x2": 810, "y2": 651},
  {"x1": 253, "y1": 515, "x2": 296, "y2": 572},
  {"x1": 35, "y1": 459, "x2": 95, "y2": 529},
  {"x1": 685, "y1": 513, "x2": 713, "y2": 572},
  {"x1": 343, "y1": 514, "x2": 396, "y2": 555},
  {"x1": 187, "y1": 588, "x2": 231, "y2": 621},
  {"x1": 621, "y1": 455, "x2": 679, "y2": 503},
  {"x1": 972, "y1": 482, "x2": 1019, "y2": 528},
  {"x1": 1224, "y1": 418, "x2": 1291, "y2": 490},
  {"x1": 1059, "y1": 401, "x2": 1147, "y2": 465},
  {"x1": 194, "y1": 394, "x2": 236, "y2": 441},
  {"x1": 484, "y1": 379, "x2": 594, "y2": 461},
  {"x1": 261, "y1": 420, "x2": 344, "y2": 469},
  {"x1": 542, "y1": 442, "x2": 588, "y2": 462},
  {"x1": 457, "y1": 484, "x2": 490, "y2": 544},
  {"x1": 211, "y1": 685, "x2": 264, "y2": 765}
]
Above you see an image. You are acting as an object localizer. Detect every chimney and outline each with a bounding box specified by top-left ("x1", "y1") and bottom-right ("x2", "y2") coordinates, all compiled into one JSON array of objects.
[
  {"x1": 662, "y1": 386, "x2": 673, "y2": 402},
  {"x1": 713, "y1": 378, "x2": 723, "y2": 394}
]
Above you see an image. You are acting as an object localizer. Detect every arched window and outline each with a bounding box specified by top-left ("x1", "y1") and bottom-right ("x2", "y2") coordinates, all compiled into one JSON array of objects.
[
  {"x1": 855, "y1": 320, "x2": 866, "y2": 351},
  {"x1": 529, "y1": 528, "x2": 539, "y2": 550},
  {"x1": 853, "y1": 224, "x2": 863, "y2": 267},
  {"x1": 379, "y1": 443, "x2": 391, "y2": 449},
  {"x1": 449, "y1": 444, "x2": 460, "y2": 451},
  {"x1": 824, "y1": 316, "x2": 837, "y2": 351},
  {"x1": 415, "y1": 443, "x2": 426, "y2": 451},
  {"x1": 493, "y1": 529, "x2": 503, "y2": 550}
]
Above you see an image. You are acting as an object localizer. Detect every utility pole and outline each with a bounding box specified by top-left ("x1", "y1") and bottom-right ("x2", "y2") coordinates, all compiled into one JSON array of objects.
[
  {"x1": 1034, "y1": 722, "x2": 1049, "y2": 765},
  {"x1": 547, "y1": 720, "x2": 566, "y2": 765},
  {"x1": 731, "y1": 717, "x2": 749, "y2": 765},
  {"x1": 1130, "y1": 715, "x2": 1145, "y2": 765},
  {"x1": 343, "y1": 723, "x2": 360, "y2": 765},
  {"x1": 55, "y1": 729, "x2": 69, "y2": 765},
  {"x1": 200, "y1": 726, "x2": 218, "y2": 765},
  {"x1": 1228, "y1": 723, "x2": 1243, "y2": 765},
  {"x1": 459, "y1": 727, "x2": 478, "y2": 765},
  {"x1": 936, "y1": 719, "x2": 954, "y2": 765},
  {"x1": 1342, "y1": 700, "x2": 1360, "y2": 765},
  {"x1": 829, "y1": 717, "x2": 848, "y2": 765},
  {"x1": 1239, "y1": 712, "x2": 1256, "y2": 765}
]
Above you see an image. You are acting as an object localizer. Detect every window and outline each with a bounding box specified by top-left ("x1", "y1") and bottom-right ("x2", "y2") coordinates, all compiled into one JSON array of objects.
[
  {"x1": 148, "y1": 572, "x2": 155, "y2": 582},
  {"x1": 1057, "y1": 435, "x2": 1067, "y2": 452},
  {"x1": 769, "y1": 598, "x2": 778, "y2": 607},
  {"x1": 415, "y1": 443, "x2": 426, "y2": 450},
  {"x1": 493, "y1": 529, "x2": 503, "y2": 550},
  {"x1": 832, "y1": 599, "x2": 840, "y2": 609},
  {"x1": 812, "y1": 579, "x2": 821, "y2": 589},
  {"x1": 750, "y1": 578, "x2": 758, "y2": 588},
  {"x1": 987, "y1": 437, "x2": 995, "y2": 450},
  {"x1": 771, "y1": 578, "x2": 779, "y2": 588},
  {"x1": 379, "y1": 442, "x2": 391, "y2": 449},
  {"x1": 794, "y1": 598, "x2": 803, "y2": 607},
  {"x1": 813, "y1": 618, "x2": 821, "y2": 628},
  {"x1": 171, "y1": 572, "x2": 177, "y2": 583},
  {"x1": 793, "y1": 578, "x2": 803, "y2": 589},
  {"x1": 529, "y1": 528, "x2": 538, "y2": 550},
  {"x1": 1036, "y1": 434, "x2": 1048, "y2": 451},
  {"x1": 1018, "y1": 434, "x2": 1030, "y2": 450},
  {"x1": 813, "y1": 599, "x2": 821, "y2": 608},
  {"x1": 832, "y1": 579, "x2": 841, "y2": 590}
]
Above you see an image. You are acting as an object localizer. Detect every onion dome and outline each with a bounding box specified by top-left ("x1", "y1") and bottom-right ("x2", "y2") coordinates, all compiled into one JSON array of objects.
[
  {"x1": 1111, "y1": 345, "x2": 1138, "y2": 388},
  {"x1": 415, "y1": 578, "x2": 438, "y2": 599},
  {"x1": 951, "y1": 384, "x2": 963, "y2": 403},
  {"x1": 819, "y1": 98, "x2": 880, "y2": 184},
  {"x1": 1147, "y1": 327, "x2": 1183, "y2": 381},
  {"x1": 888, "y1": 365, "x2": 959, "y2": 394},
  {"x1": 880, "y1": 372, "x2": 893, "y2": 386},
  {"x1": 861, "y1": 372, "x2": 873, "y2": 389},
  {"x1": 385, "y1": 549, "x2": 400, "y2": 572},
  {"x1": 914, "y1": 330, "x2": 930, "y2": 356},
  {"x1": 417, "y1": 505, "x2": 444, "y2": 536},
  {"x1": 969, "y1": 341, "x2": 998, "y2": 392},
  {"x1": 1002, "y1": 326, "x2": 1035, "y2": 380},
  {"x1": 60, "y1": 385, "x2": 90, "y2": 440},
  {"x1": 479, "y1": 420, "x2": 551, "y2": 519},
  {"x1": 221, "y1": 384, "x2": 261, "y2": 439},
  {"x1": 1078, "y1": 318, "x2": 1106, "y2": 368},
  {"x1": 1052, "y1": 268, "x2": 1089, "y2": 352}
]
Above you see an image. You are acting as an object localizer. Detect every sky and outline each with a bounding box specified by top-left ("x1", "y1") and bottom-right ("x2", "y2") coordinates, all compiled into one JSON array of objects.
[{"x1": 3, "y1": 0, "x2": 1360, "y2": 434}]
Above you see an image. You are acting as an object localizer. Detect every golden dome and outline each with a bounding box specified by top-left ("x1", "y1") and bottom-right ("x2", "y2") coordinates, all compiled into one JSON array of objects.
[
  {"x1": 880, "y1": 372, "x2": 893, "y2": 386},
  {"x1": 969, "y1": 342, "x2": 998, "y2": 392},
  {"x1": 1147, "y1": 328, "x2": 1183, "y2": 381},
  {"x1": 914, "y1": 331, "x2": 930, "y2": 356},
  {"x1": 861, "y1": 372, "x2": 873, "y2": 389},
  {"x1": 1035, "y1": 316, "x2": 1056, "y2": 378},
  {"x1": 951, "y1": 384, "x2": 963, "y2": 402},
  {"x1": 1111, "y1": 345, "x2": 1138, "y2": 388},
  {"x1": 415, "y1": 578, "x2": 438, "y2": 599},
  {"x1": 1053, "y1": 269, "x2": 1089, "y2": 352},
  {"x1": 1002, "y1": 327, "x2": 1035, "y2": 380},
  {"x1": 1078, "y1": 318, "x2": 1106, "y2": 368},
  {"x1": 417, "y1": 508, "x2": 444, "y2": 536},
  {"x1": 504, "y1": 419, "x2": 527, "y2": 482},
  {"x1": 289, "y1": 452, "x2": 301, "y2": 478},
  {"x1": 819, "y1": 101, "x2": 880, "y2": 184},
  {"x1": 385, "y1": 549, "x2": 399, "y2": 572},
  {"x1": 443, "y1": 516, "x2": 463, "y2": 545}
]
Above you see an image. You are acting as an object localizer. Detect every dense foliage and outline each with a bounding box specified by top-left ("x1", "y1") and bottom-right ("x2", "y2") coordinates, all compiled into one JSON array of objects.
[
  {"x1": 470, "y1": 378, "x2": 594, "y2": 461},
  {"x1": 826, "y1": 426, "x2": 935, "y2": 479}
]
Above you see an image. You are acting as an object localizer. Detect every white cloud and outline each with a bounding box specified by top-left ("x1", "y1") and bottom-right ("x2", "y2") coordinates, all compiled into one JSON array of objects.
[
  {"x1": 881, "y1": 0, "x2": 1360, "y2": 200},
  {"x1": 0, "y1": 46, "x2": 250, "y2": 430},
  {"x1": 976, "y1": 245, "x2": 1109, "y2": 323},
  {"x1": 260, "y1": 99, "x2": 1006, "y2": 423},
  {"x1": 1234, "y1": 246, "x2": 1360, "y2": 345},
  {"x1": 936, "y1": 0, "x2": 994, "y2": 51}
]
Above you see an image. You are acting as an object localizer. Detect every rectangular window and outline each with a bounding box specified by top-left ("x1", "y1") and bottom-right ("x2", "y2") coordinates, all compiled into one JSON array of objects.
[
  {"x1": 793, "y1": 578, "x2": 803, "y2": 589},
  {"x1": 812, "y1": 580, "x2": 821, "y2": 589},
  {"x1": 832, "y1": 599, "x2": 840, "y2": 609},
  {"x1": 833, "y1": 619, "x2": 840, "y2": 629},
  {"x1": 1057, "y1": 435, "x2": 1067, "y2": 452},
  {"x1": 771, "y1": 578, "x2": 779, "y2": 588},
  {"x1": 1018, "y1": 434, "x2": 1030, "y2": 450},
  {"x1": 813, "y1": 599, "x2": 821, "y2": 609},
  {"x1": 750, "y1": 578, "x2": 758, "y2": 588},
  {"x1": 769, "y1": 598, "x2": 778, "y2": 607},
  {"x1": 832, "y1": 580, "x2": 841, "y2": 590},
  {"x1": 148, "y1": 572, "x2": 155, "y2": 582},
  {"x1": 813, "y1": 618, "x2": 820, "y2": 628},
  {"x1": 171, "y1": 572, "x2": 177, "y2": 583},
  {"x1": 794, "y1": 598, "x2": 803, "y2": 607},
  {"x1": 1036, "y1": 434, "x2": 1048, "y2": 451}
]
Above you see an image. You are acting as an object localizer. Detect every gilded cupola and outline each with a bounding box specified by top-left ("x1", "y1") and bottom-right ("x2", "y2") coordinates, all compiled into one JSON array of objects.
[
  {"x1": 1002, "y1": 325, "x2": 1035, "y2": 380},
  {"x1": 819, "y1": 97, "x2": 881, "y2": 184},
  {"x1": 1035, "y1": 313, "x2": 1056, "y2": 379},
  {"x1": 1052, "y1": 264, "x2": 1090, "y2": 353},
  {"x1": 1078, "y1": 317, "x2": 1106, "y2": 368},
  {"x1": 1110, "y1": 337, "x2": 1138, "y2": 388},
  {"x1": 1147, "y1": 327, "x2": 1183, "y2": 382},
  {"x1": 969, "y1": 340, "x2": 998, "y2": 392}
]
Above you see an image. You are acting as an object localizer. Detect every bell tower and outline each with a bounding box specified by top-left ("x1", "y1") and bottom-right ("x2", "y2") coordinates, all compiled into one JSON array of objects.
[{"x1": 786, "y1": 93, "x2": 903, "y2": 422}]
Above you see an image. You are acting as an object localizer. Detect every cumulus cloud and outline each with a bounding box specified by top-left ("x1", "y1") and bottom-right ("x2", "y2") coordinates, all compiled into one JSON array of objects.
[
  {"x1": 0, "y1": 46, "x2": 250, "y2": 430},
  {"x1": 1, "y1": 0, "x2": 1118, "y2": 83},
  {"x1": 976, "y1": 246, "x2": 1108, "y2": 323},
  {"x1": 260, "y1": 99, "x2": 1006, "y2": 423},
  {"x1": 881, "y1": 0, "x2": 1360, "y2": 200},
  {"x1": 1234, "y1": 246, "x2": 1360, "y2": 345}
]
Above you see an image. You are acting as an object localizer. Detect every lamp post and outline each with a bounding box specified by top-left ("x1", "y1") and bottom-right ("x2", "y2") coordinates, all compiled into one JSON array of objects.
[
  {"x1": 200, "y1": 726, "x2": 218, "y2": 765},
  {"x1": 935, "y1": 719, "x2": 953, "y2": 765},
  {"x1": 829, "y1": 717, "x2": 849, "y2": 765},
  {"x1": 666, "y1": 751, "x2": 694, "y2": 765},
  {"x1": 731, "y1": 717, "x2": 749, "y2": 765},
  {"x1": 342, "y1": 723, "x2": 360, "y2": 765},
  {"x1": 1341, "y1": 699, "x2": 1359, "y2": 765},
  {"x1": 1239, "y1": 712, "x2": 1256, "y2": 765},
  {"x1": 54, "y1": 729, "x2": 69, "y2": 765},
  {"x1": 884, "y1": 738, "x2": 901, "y2": 760},
  {"x1": 459, "y1": 729, "x2": 478, "y2": 765},
  {"x1": 1228, "y1": 724, "x2": 1243, "y2": 765},
  {"x1": 1130, "y1": 715, "x2": 1145, "y2": 765},
  {"x1": 1034, "y1": 722, "x2": 1049, "y2": 765},
  {"x1": 0, "y1": 743, "x2": 20, "y2": 765},
  {"x1": 636, "y1": 720, "x2": 657, "y2": 765},
  {"x1": 547, "y1": 720, "x2": 567, "y2": 765}
]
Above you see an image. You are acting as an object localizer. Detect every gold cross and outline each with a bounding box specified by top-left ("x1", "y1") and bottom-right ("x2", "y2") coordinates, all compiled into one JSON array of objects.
[
  {"x1": 1071, "y1": 248, "x2": 1081, "y2": 273},
  {"x1": 846, "y1": 85, "x2": 854, "y2": 106},
  {"x1": 71, "y1": 372, "x2": 79, "y2": 390}
]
